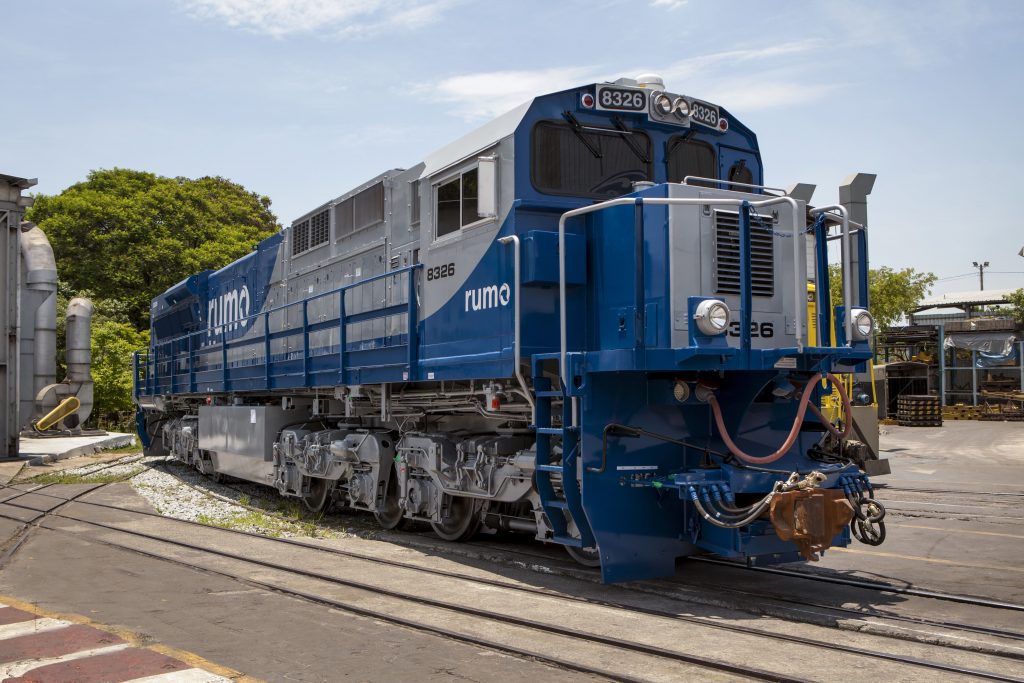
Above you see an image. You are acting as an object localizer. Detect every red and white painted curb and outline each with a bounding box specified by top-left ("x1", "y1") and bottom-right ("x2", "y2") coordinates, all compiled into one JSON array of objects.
[{"x1": 0, "y1": 602, "x2": 238, "y2": 682}]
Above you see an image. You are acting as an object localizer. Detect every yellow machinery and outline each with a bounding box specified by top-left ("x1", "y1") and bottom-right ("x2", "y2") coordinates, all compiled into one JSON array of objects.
[
  {"x1": 34, "y1": 396, "x2": 81, "y2": 433},
  {"x1": 808, "y1": 284, "x2": 888, "y2": 474}
]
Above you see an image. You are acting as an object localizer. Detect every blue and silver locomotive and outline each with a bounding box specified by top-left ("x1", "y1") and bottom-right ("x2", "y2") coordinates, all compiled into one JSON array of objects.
[{"x1": 135, "y1": 74, "x2": 886, "y2": 583}]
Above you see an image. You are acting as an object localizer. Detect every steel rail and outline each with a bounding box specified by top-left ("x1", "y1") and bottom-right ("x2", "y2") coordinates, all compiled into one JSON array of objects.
[
  {"x1": 0, "y1": 483, "x2": 110, "y2": 569},
  {"x1": 9, "y1": 486, "x2": 1024, "y2": 677},
  {"x1": 691, "y1": 557, "x2": 1024, "y2": 613},
  {"x1": 16, "y1": 480, "x2": 1024, "y2": 647},
  {"x1": 455, "y1": 537, "x2": 1024, "y2": 647},
  {"x1": 3, "y1": 514, "x2": 654, "y2": 683},
  {"x1": 25, "y1": 507, "x2": 804, "y2": 683},
  {"x1": 14, "y1": 465, "x2": 1024, "y2": 648}
]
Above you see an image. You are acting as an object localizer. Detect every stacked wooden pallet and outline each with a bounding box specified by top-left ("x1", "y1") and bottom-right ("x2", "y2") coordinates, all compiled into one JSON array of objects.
[
  {"x1": 980, "y1": 390, "x2": 1024, "y2": 421},
  {"x1": 896, "y1": 394, "x2": 943, "y2": 427},
  {"x1": 943, "y1": 404, "x2": 983, "y2": 420}
]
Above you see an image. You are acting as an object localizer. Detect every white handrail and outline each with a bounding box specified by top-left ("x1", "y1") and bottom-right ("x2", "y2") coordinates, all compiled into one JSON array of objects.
[
  {"x1": 558, "y1": 195, "x2": 806, "y2": 426},
  {"x1": 497, "y1": 235, "x2": 535, "y2": 423}
]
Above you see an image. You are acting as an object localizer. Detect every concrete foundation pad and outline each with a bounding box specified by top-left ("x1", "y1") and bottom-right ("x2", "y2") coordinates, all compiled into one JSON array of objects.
[{"x1": 14, "y1": 433, "x2": 134, "y2": 466}]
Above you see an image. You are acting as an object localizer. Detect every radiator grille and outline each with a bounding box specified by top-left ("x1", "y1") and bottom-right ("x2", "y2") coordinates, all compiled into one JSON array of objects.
[
  {"x1": 310, "y1": 210, "x2": 329, "y2": 249},
  {"x1": 713, "y1": 210, "x2": 775, "y2": 297},
  {"x1": 291, "y1": 219, "x2": 309, "y2": 255}
]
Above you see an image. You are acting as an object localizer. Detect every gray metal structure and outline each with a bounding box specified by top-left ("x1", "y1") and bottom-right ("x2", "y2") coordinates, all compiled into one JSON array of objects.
[{"x1": 1, "y1": 174, "x2": 37, "y2": 458}]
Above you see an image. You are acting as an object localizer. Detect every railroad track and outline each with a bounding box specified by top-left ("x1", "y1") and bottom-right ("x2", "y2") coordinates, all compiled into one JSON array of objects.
[
  {"x1": 13, "y1": 457, "x2": 1024, "y2": 650},
  {"x1": 689, "y1": 557, "x2": 1024, "y2": 613},
  {"x1": 457, "y1": 536, "x2": 1024, "y2": 646},
  {"x1": 0, "y1": 486, "x2": 1022, "y2": 682},
  {"x1": 10, "y1": 458, "x2": 1024, "y2": 644},
  {"x1": 878, "y1": 486, "x2": 1024, "y2": 498}
]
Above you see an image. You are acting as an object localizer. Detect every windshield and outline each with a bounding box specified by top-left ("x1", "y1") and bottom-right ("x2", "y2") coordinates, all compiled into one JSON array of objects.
[{"x1": 531, "y1": 121, "x2": 652, "y2": 199}]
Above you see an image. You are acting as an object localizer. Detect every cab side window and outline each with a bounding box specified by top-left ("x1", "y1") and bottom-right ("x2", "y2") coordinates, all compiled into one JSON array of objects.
[{"x1": 436, "y1": 167, "x2": 479, "y2": 238}]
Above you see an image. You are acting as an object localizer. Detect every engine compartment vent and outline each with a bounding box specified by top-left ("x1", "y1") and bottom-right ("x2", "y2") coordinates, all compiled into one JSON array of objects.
[{"x1": 713, "y1": 210, "x2": 775, "y2": 297}]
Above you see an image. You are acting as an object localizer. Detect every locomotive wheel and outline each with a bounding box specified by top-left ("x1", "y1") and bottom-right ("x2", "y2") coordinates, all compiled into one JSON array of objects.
[
  {"x1": 431, "y1": 496, "x2": 481, "y2": 542},
  {"x1": 565, "y1": 545, "x2": 601, "y2": 568},
  {"x1": 302, "y1": 477, "x2": 333, "y2": 512},
  {"x1": 374, "y1": 466, "x2": 408, "y2": 530}
]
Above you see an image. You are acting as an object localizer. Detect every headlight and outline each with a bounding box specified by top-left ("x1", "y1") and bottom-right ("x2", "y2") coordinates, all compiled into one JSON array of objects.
[
  {"x1": 694, "y1": 299, "x2": 730, "y2": 336},
  {"x1": 652, "y1": 92, "x2": 673, "y2": 115},
  {"x1": 849, "y1": 308, "x2": 874, "y2": 341},
  {"x1": 672, "y1": 97, "x2": 690, "y2": 117}
]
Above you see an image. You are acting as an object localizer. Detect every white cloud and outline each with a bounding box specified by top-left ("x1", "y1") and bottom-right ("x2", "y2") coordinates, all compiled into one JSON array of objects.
[
  {"x1": 421, "y1": 66, "x2": 603, "y2": 120},
  {"x1": 650, "y1": 0, "x2": 687, "y2": 9},
  {"x1": 697, "y1": 79, "x2": 837, "y2": 112},
  {"x1": 657, "y1": 40, "x2": 824, "y2": 82},
  {"x1": 421, "y1": 40, "x2": 832, "y2": 121},
  {"x1": 179, "y1": 0, "x2": 454, "y2": 37}
]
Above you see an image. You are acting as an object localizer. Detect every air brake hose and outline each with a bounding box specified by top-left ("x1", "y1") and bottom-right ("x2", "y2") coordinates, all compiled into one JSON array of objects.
[
  {"x1": 704, "y1": 374, "x2": 856, "y2": 464},
  {"x1": 706, "y1": 372, "x2": 822, "y2": 464},
  {"x1": 707, "y1": 372, "x2": 855, "y2": 465}
]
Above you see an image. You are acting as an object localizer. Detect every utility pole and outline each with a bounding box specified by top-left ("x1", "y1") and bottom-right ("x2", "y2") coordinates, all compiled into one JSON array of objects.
[{"x1": 972, "y1": 260, "x2": 989, "y2": 290}]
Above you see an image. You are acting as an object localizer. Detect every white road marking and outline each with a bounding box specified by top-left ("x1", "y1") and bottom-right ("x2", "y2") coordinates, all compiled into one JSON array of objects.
[
  {"x1": 0, "y1": 618, "x2": 70, "y2": 640},
  {"x1": 0, "y1": 644, "x2": 131, "y2": 678}
]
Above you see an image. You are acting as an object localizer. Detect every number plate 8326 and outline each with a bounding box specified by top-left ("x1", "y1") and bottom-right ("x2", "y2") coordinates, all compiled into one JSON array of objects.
[{"x1": 595, "y1": 86, "x2": 647, "y2": 112}]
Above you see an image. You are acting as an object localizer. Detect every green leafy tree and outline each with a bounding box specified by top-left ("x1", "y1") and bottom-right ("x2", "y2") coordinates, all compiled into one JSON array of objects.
[
  {"x1": 991, "y1": 288, "x2": 1024, "y2": 325},
  {"x1": 28, "y1": 168, "x2": 280, "y2": 328},
  {"x1": 828, "y1": 264, "x2": 937, "y2": 330},
  {"x1": 91, "y1": 319, "x2": 149, "y2": 429}
]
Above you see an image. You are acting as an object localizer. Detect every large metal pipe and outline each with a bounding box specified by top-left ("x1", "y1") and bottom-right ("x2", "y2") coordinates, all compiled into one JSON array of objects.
[
  {"x1": 18, "y1": 224, "x2": 57, "y2": 428},
  {"x1": 65, "y1": 297, "x2": 94, "y2": 426}
]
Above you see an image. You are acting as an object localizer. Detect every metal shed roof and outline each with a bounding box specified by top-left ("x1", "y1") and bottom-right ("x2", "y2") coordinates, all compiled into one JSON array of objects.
[{"x1": 915, "y1": 289, "x2": 1016, "y2": 311}]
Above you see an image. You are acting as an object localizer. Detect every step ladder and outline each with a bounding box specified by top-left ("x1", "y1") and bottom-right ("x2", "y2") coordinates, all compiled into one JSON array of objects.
[{"x1": 531, "y1": 353, "x2": 595, "y2": 549}]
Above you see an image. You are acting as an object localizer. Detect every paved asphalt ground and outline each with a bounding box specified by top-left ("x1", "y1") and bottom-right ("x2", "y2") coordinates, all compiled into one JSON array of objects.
[
  {"x1": 813, "y1": 421, "x2": 1024, "y2": 604},
  {"x1": 0, "y1": 421, "x2": 1019, "y2": 682}
]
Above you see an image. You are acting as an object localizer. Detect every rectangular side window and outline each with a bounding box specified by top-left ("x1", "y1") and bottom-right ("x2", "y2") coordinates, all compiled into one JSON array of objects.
[
  {"x1": 434, "y1": 167, "x2": 488, "y2": 240},
  {"x1": 436, "y1": 176, "x2": 461, "y2": 238}
]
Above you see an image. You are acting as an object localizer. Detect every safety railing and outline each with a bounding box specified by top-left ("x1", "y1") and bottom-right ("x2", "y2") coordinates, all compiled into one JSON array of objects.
[
  {"x1": 134, "y1": 264, "x2": 421, "y2": 399},
  {"x1": 557, "y1": 195, "x2": 808, "y2": 390},
  {"x1": 547, "y1": 192, "x2": 868, "y2": 424}
]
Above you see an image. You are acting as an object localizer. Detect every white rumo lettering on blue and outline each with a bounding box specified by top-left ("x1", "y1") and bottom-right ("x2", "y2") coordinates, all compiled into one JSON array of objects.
[
  {"x1": 207, "y1": 285, "x2": 251, "y2": 341},
  {"x1": 464, "y1": 283, "x2": 511, "y2": 312}
]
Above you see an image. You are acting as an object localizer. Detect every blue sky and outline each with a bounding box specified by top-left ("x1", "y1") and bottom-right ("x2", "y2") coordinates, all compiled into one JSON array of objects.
[{"x1": 5, "y1": 0, "x2": 1023, "y2": 296}]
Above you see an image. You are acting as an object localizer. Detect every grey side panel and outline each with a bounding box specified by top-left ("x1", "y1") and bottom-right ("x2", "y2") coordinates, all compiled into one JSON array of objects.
[
  {"x1": 420, "y1": 135, "x2": 516, "y2": 318},
  {"x1": 198, "y1": 405, "x2": 297, "y2": 483}
]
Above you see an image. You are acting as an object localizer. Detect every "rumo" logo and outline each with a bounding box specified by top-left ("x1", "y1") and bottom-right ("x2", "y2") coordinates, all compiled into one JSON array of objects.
[
  {"x1": 207, "y1": 285, "x2": 251, "y2": 340},
  {"x1": 464, "y1": 283, "x2": 510, "y2": 312}
]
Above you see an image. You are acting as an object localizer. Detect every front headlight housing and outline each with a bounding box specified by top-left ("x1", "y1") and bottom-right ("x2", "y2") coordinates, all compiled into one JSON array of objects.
[
  {"x1": 849, "y1": 308, "x2": 874, "y2": 341},
  {"x1": 694, "y1": 299, "x2": 731, "y2": 336}
]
